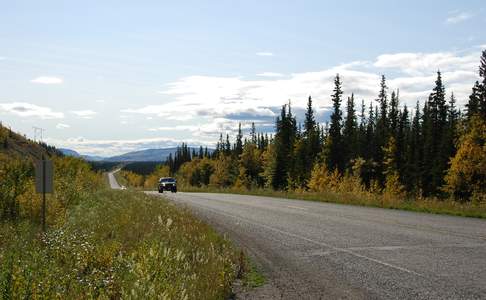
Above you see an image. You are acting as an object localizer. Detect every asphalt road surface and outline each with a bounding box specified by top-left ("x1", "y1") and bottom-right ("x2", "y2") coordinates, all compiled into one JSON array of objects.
[
  {"x1": 148, "y1": 191, "x2": 486, "y2": 300},
  {"x1": 107, "y1": 169, "x2": 122, "y2": 189}
]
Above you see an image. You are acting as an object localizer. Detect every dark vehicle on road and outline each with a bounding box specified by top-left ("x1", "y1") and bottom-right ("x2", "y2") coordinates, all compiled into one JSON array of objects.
[{"x1": 158, "y1": 177, "x2": 177, "y2": 193}]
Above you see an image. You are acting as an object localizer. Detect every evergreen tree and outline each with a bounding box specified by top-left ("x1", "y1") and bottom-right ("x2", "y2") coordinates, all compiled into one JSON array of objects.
[
  {"x1": 372, "y1": 76, "x2": 389, "y2": 185},
  {"x1": 272, "y1": 103, "x2": 297, "y2": 189},
  {"x1": 325, "y1": 74, "x2": 344, "y2": 172},
  {"x1": 225, "y1": 134, "x2": 231, "y2": 155},
  {"x1": 235, "y1": 123, "x2": 243, "y2": 156},
  {"x1": 357, "y1": 99, "x2": 367, "y2": 157},
  {"x1": 250, "y1": 122, "x2": 257, "y2": 144},
  {"x1": 406, "y1": 102, "x2": 422, "y2": 192},
  {"x1": 375, "y1": 75, "x2": 389, "y2": 149},
  {"x1": 389, "y1": 90, "x2": 400, "y2": 138},
  {"x1": 433, "y1": 72, "x2": 449, "y2": 195},
  {"x1": 479, "y1": 50, "x2": 486, "y2": 118},
  {"x1": 343, "y1": 93, "x2": 358, "y2": 167},
  {"x1": 466, "y1": 81, "x2": 482, "y2": 119},
  {"x1": 396, "y1": 105, "x2": 409, "y2": 178},
  {"x1": 364, "y1": 101, "x2": 375, "y2": 160},
  {"x1": 198, "y1": 146, "x2": 204, "y2": 159},
  {"x1": 444, "y1": 93, "x2": 459, "y2": 167},
  {"x1": 303, "y1": 96, "x2": 320, "y2": 181}
]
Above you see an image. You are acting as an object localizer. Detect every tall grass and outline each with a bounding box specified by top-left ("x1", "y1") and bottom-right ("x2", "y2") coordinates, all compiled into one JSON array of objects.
[{"x1": 0, "y1": 190, "x2": 238, "y2": 299}]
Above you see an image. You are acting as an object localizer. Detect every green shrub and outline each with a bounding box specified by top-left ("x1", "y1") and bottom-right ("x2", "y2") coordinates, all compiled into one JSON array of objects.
[{"x1": 0, "y1": 191, "x2": 238, "y2": 299}]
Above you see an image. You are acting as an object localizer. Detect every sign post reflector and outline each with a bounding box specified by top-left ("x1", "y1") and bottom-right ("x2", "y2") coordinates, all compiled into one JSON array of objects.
[
  {"x1": 35, "y1": 160, "x2": 53, "y2": 193},
  {"x1": 35, "y1": 158, "x2": 53, "y2": 231}
]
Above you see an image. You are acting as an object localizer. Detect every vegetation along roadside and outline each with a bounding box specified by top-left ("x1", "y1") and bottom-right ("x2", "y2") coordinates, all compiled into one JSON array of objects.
[{"x1": 0, "y1": 130, "x2": 244, "y2": 299}]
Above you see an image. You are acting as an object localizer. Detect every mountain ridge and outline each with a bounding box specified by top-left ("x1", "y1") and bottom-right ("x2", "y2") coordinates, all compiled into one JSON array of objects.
[{"x1": 60, "y1": 147, "x2": 211, "y2": 162}]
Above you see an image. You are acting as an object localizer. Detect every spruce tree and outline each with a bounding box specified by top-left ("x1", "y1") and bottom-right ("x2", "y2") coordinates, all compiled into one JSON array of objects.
[
  {"x1": 444, "y1": 93, "x2": 459, "y2": 166},
  {"x1": 272, "y1": 103, "x2": 297, "y2": 189},
  {"x1": 396, "y1": 105, "x2": 409, "y2": 182},
  {"x1": 358, "y1": 99, "x2": 367, "y2": 157},
  {"x1": 343, "y1": 93, "x2": 358, "y2": 167},
  {"x1": 432, "y1": 72, "x2": 449, "y2": 195},
  {"x1": 304, "y1": 96, "x2": 317, "y2": 134},
  {"x1": 364, "y1": 101, "x2": 375, "y2": 160},
  {"x1": 466, "y1": 81, "x2": 481, "y2": 119},
  {"x1": 375, "y1": 75, "x2": 389, "y2": 143},
  {"x1": 225, "y1": 134, "x2": 231, "y2": 155},
  {"x1": 326, "y1": 74, "x2": 344, "y2": 172},
  {"x1": 408, "y1": 101, "x2": 422, "y2": 192},
  {"x1": 389, "y1": 90, "x2": 400, "y2": 138},
  {"x1": 303, "y1": 96, "x2": 320, "y2": 178},
  {"x1": 250, "y1": 122, "x2": 257, "y2": 144},
  {"x1": 374, "y1": 76, "x2": 388, "y2": 184},
  {"x1": 235, "y1": 123, "x2": 243, "y2": 156},
  {"x1": 479, "y1": 50, "x2": 486, "y2": 118},
  {"x1": 199, "y1": 146, "x2": 204, "y2": 159}
]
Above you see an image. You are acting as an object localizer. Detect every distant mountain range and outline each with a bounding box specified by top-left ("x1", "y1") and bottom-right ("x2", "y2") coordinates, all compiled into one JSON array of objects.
[
  {"x1": 58, "y1": 148, "x2": 105, "y2": 161},
  {"x1": 59, "y1": 147, "x2": 209, "y2": 162}
]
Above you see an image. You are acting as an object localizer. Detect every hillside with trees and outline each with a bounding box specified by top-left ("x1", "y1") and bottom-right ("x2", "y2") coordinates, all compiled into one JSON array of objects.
[
  {"x1": 0, "y1": 122, "x2": 61, "y2": 160},
  {"x1": 0, "y1": 121, "x2": 240, "y2": 298},
  {"x1": 156, "y1": 51, "x2": 486, "y2": 211}
]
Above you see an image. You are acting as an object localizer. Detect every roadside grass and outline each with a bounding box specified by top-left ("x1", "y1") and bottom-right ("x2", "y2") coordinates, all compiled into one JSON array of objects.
[
  {"x1": 0, "y1": 189, "x2": 239, "y2": 299},
  {"x1": 180, "y1": 186, "x2": 486, "y2": 219},
  {"x1": 239, "y1": 253, "x2": 266, "y2": 288}
]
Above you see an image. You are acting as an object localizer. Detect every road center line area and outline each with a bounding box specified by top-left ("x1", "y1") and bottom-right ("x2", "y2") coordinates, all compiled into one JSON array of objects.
[
  {"x1": 286, "y1": 205, "x2": 308, "y2": 211},
  {"x1": 182, "y1": 197, "x2": 423, "y2": 276},
  {"x1": 150, "y1": 192, "x2": 486, "y2": 299}
]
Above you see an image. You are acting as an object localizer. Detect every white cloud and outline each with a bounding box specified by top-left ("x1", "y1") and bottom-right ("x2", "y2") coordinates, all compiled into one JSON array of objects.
[
  {"x1": 0, "y1": 102, "x2": 64, "y2": 119},
  {"x1": 257, "y1": 72, "x2": 284, "y2": 77},
  {"x1": 31, "y1": 76, "x2": 63, "y2": 84},
  {"x1": 374, "y1": 52, "x2": 478, "y2": 76},
  {"x1": 147, "y1": 118, "x2": 257, "y2": 138},
  {"x1": 446, "y1": 12, "x2": 473, "y2": 24},
  {"x1": 56, "y1": 123, "x2": 70, "y2": 129},
  {"x1": 123, "y1": 49, "x2": 481, "y2": 132},
  {"x1": 70, "y1": 110, "x2": 97, "y2": 119},
  {"x1": 256, "y1": 52, "x2": 274, "y2": 56}
]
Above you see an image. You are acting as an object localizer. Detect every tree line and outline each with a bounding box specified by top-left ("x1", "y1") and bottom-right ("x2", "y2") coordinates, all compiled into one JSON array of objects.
[{"x1": 167, "y1": 51, "x2": 486, "y2": 202}]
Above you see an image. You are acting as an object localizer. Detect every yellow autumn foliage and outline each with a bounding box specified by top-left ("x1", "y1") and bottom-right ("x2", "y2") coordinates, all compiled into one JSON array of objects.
[{"x1": 444, "y1": 116, "x2": 486, "y2": 202}]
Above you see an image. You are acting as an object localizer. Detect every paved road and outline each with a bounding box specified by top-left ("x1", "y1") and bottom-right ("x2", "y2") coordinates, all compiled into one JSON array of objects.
[
  {"x1": 107, "y1": 169, "x2": 122, "y2": 189},
  {"x1": 149, "y1": 192, "x2": 486, "y2": 299}
]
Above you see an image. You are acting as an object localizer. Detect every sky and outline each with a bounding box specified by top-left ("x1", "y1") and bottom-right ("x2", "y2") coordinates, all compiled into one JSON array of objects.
[{"x1": 0, "y1": 0, "x2": 485, "y2": 156}]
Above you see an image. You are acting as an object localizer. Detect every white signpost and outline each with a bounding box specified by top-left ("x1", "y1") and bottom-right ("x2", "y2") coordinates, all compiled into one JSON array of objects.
[{"x1": 35, "y1": 157, "x2": 53, "y2": 231}]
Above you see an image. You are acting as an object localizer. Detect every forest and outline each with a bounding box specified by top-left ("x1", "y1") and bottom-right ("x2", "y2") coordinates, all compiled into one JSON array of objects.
[{"x1": 131, "y1": 50, "x2": 486, "y2": 208}]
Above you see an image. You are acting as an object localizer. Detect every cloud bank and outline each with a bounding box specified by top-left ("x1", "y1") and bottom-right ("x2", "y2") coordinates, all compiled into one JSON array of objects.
[
  {"x1": 49, "y1": 136, "x2": 213, "y2": 157},
  {"x1": 123, "y1": 49, "x2": 482, "y2": 139},
  {"x1": 0, "y1": 102, "x2": 64, "y2": 119}
]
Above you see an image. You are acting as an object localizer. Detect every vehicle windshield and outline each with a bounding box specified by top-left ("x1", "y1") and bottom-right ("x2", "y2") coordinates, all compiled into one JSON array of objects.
[{"x1": 160, "y1": 178, "x2": 176, "y2": 183}]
